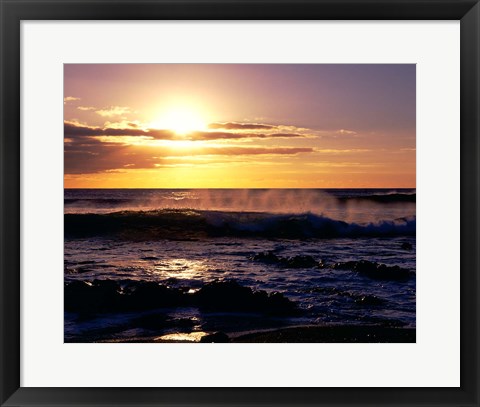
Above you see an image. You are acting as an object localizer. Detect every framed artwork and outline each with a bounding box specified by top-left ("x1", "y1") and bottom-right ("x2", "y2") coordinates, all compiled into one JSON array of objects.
[
  {"x1": 1, "y1": 0, "x2": 478, "y2": 406},
  {"x1": 63, "y1": 63, "x2": 416, "y2": 344}
]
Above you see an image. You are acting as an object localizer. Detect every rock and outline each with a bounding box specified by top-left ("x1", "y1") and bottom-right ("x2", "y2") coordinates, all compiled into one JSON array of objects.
[
  {"x1": 354, "y1": 295, "x2": 385, "y2": 306},
  {"x1": 250, "y1": 251, "x2": 320, "y2": 269},
  {"x1": 250, "y1": 251, "x2": 281, "y2": 264},
  {"x1": 331, "y1": 260, "x2": 412, "y2": 281},
  {"x1": 262, "y1": 291, "x2": 299, "y2": 315},
  {"x1": 124, "y1": 281, "x2": 186, "y2": 310},
  {"x1": 400, "y1": 242, "x2": 413, "y2": 250},
  {"x1": 64, "y1": 279, "x2": 122, "y2": 313},
  {"x1": 283, "y1": 255, "x2": 318, "y2": 268},
  {"x1": 194, "y1": 280, "x2": 254, "y2": 311},
  {"x1": 131, "y1": 313, "x2": 170, "y2": 330},
  {"x1": 200, "y1": 331, "x2": 230, "y2": 343},
  {"x1": 65, "y1": 280, "x2": 187, "y2": 313},
  {"x1": 65, "y1": 278, "x2": 300, "y2": 317},
  {"x1": 194, "y1": 280, "x2": 299, "y2": 316}
]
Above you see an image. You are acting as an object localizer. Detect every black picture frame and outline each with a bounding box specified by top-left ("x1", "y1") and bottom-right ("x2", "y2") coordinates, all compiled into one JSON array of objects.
[{"x1": 1, "y1": 1, "x2": 479, "y2": 406}]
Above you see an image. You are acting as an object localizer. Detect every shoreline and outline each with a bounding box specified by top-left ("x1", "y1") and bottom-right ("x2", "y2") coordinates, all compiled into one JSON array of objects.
[
  {"x1": 87, "y1": 325, "x2": 415, "y2": 344},
  {"x1": 231, "y1": 325, "x2": 415, "y2": 343}
]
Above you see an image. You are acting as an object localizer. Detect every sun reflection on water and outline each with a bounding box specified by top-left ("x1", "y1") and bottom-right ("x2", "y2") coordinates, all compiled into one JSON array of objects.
[
  {"x1": 155, "y1": 331, "x2": 208, "y2": 342},
  {"x1": 151, "y1": 258, "x2": 208, "y2": 280}
]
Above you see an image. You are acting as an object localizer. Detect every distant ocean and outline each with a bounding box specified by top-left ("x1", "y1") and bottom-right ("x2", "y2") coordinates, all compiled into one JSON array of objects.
[{"x1": 64, "y1": 188, "x2": 416, "y2": 342}]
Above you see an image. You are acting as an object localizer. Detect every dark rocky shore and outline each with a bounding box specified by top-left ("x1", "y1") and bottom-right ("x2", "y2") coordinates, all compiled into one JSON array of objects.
[
  {"x1": 65, "y1": 258, "x2": 415, "y2": 343},
  {"x1": 231, "y1": 325, "x2": 415, "y2": 343},
  {"x1": 250, "y1": 251, "x2": 414, "y2": 281},
  {"x1": 91, "y1": 325, "x2": 415, "y2": 343},
  {"x1": 65, "y1": 279, "x2": 299, "y2": 316}
]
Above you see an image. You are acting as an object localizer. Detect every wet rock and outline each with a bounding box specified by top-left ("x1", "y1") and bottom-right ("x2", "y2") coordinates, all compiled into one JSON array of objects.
[
  {"x1": 124, "y1": 281, "x2": 186, "y2": 310},
  {"x1": 262, "y1": 291, "x2": 299, "y2": 316},
  {"x1": 65, "y1": 278, "x2": 300, "y2": 317},
  {"x1": 283, "y1": 255, "x2": 318, "y2": 268},
  {"x1": 357, "y1": 262, "x2": 411, "y2": 281},
  {"x1": 65, "y1": 280, "x2": 187, "y2": 313},
  {"x1": 328, "y1": 260, "x2": 412, "y2": 281},
  {"x1": 200, "y1": 331, "x2": 230, "y2": 343},
  {"x1": 165, "y1": 277, "x2": 179, "y2": 285},
  {"x1": 195, "y1": 280, "x2": 253, "y2": 311},
  {"x1": 64, "y1": 280, "x2": 123, "y2": 313},
  {"x1": 308, "y1": 286, "x2": 386, "y2": 306},
  {"x1": 131, "y1": 313, "x2": 170, "y2": 330},
  {"x1": 354, "y1": 295, "x2": 385, "y2": 306},
  {"x1": 250, "y1": 251, "x2": 281, "y2": 264},
  {"x1": 194, "y1": 280, "x2": 299, "y2": 315}
]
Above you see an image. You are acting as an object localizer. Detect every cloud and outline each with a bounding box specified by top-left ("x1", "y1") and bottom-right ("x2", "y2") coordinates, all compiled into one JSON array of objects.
[
  {"x1": 336, "y1": 129, "x2": 357, "y2": 136},
  {"x1": 95, "y1": 106, "x2": 132, "y2": 117},
  {"x1": 307, "y1": 161, "x2": 384, "y2": 168},
  {"x1": 64, "y1": 121, "x2": 176, "y2": 139},
  {"x1": 208, "y1": 122, "x2": 278, "y2": 130},
  {"x1": 64, "y1": 121, "x2": 307, "y2": 141},
  {"x1": 315, "y1": 149, "x2": 371, "y2": 154},
  {"x1": 65, "y1": 138, "x2": 158, "y2": 173},
  {"x1": 64, "y1": 96, "x2": 80, "y2": 104},
  {"x1": 104, "y1": 120, "x2": 142, "y2": 129},
  {"x1": 77, "y1": 106, "x2": 96, "y2": 111},
  {"x1": 185, "y1": 146, "x2": 314, "y2": 156},
  {"x1": 64, "y1": 133, "x2": 314, "y2": 174},
  {"x1": 188, "y1": 131, "x2": 305, "y2": 141}
]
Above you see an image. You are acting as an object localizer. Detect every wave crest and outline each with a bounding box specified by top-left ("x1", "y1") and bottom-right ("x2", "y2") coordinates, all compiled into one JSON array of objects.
[{"x1": 65, "y1": 209, "x2": 416, "y2": 239}]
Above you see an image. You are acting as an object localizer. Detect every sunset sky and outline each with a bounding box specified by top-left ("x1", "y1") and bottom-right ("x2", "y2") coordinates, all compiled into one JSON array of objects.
[{"x1": 64, "y1": 64, "x2": 415, "y2": 188}]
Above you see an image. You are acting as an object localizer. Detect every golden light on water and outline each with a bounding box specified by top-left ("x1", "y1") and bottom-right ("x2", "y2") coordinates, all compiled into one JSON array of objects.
[
  {"x1": 155, "y1": 332, "x2": 208, "y2": 342},
  {"x1": 151, "y1": 259, "x2": 209, "y2": 280}
]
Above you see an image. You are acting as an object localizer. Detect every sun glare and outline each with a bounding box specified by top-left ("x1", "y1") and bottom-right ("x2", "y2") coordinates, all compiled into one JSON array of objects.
[{"x1": 151, "y1": 107, "x2": 206, "y2": 135}]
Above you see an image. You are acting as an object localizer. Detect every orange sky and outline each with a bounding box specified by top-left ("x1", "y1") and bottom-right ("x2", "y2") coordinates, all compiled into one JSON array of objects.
[{"x1": 64, "y1": 64, "x2": 415, "y2": 188}]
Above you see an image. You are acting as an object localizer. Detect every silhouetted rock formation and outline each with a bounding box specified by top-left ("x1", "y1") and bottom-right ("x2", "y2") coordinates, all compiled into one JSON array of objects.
[
  {"x1": 400, "y1": 242, "x2": 413, "y2": 250},
  {"x1": 200, "y1": 331, "x2": 230, "y2": 343},
  {"x1": 195, "y1": 280, "x2": 299, "y2": 315},
  {"x1": 250, "y1": 251, "x2": 320, "y2": 269},
  {"x1": 322, "y1": 260, "x2": 412, "y2": 281},
  {"x1": 65, "y1": 278, "x2": 299, "y2": 316}
]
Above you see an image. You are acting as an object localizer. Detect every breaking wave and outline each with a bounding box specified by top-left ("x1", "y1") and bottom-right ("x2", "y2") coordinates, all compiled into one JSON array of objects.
[{"x1": 64, "y1": 209, "x2": 416, "y2": 240}]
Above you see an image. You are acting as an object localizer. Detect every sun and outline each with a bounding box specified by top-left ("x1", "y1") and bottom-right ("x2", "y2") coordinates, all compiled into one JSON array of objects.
[{"x1": 151, "y1": 107, "x2": 206, "y2": 135}]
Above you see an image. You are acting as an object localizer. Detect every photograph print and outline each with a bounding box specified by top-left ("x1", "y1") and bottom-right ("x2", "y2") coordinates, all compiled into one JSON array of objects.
[{"x1": 64, "y1": 64, "x2": 416, "y2": 343}]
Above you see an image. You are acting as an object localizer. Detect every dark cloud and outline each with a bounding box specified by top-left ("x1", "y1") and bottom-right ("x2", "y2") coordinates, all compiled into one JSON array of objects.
[
  {"x1": 208, "y1": 122, "x2": 277, "y2": 130},
  {"x1": 64, "y1": 121, "x2": 305, "y2": 141},
  {"x1": 64, "y1": 120, "x2": 315, "y2": 174},
  {"x1": 197, "y1": 147, "x2": 314, "y2": 155},
  {"x1": 188, "y1": 131, "x2": 305, "y2": 141},
  {"x1": 64, "y1": 122, "x2": 176, "y2": 139},
  {"x1": 64, "y1": 135, "x2": 314, "y2": 174},
  {"x1": 64, "y1": 138, "x2": 159, "y2": 174}
]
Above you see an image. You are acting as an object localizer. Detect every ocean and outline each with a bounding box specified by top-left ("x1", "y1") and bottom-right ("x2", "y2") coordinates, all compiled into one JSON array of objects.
[{"x1": 64, "y1": 188, "x2": 416, "y2": 342}]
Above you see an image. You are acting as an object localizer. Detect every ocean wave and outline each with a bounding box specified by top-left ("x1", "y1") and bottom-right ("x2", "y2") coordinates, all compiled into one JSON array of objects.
[
  {"x1": 339, "y1": 193, "x2": 415, "y2": 203},
  {"x1": 64, "y1": 209, "x2": 416, "y2": 239},
  {"x1": 64, "y1": 193, "x2": 415, "y2": 208},
  {"x1": 64, "y1": 198, "x2": 132, "y2": 206}
]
